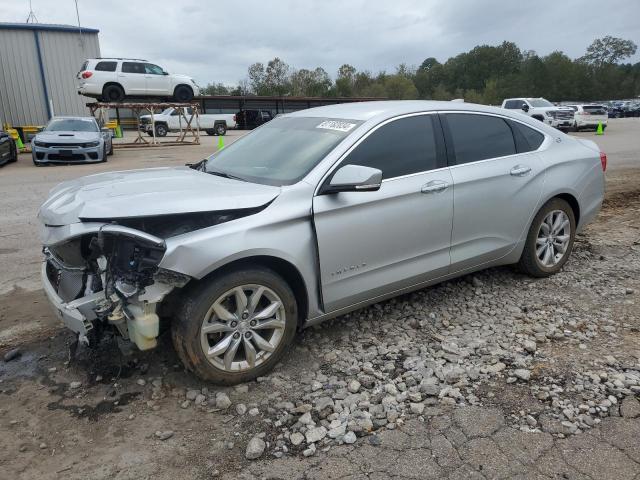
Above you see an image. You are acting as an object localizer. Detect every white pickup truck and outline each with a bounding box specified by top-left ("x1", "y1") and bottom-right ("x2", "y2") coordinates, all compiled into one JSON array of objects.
[
  {"x1": 501, "y1": 98, "x2": 575, "y2": 131},
  {"x1": 139, "y1": 107, "x2": 236, "y2": 137}
]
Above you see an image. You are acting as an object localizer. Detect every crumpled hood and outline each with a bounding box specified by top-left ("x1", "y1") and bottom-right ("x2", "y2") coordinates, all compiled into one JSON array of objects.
[
  {"x1": 39, "y1": 167, "x2": 280, "y2": 225},
  {"x1": 34, "y1": 131, "x2": 100, "y2": 143}
]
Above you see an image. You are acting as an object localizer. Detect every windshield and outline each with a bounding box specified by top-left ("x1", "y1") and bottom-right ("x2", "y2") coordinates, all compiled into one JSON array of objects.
[
  {"x1": 45, "y1": 118, "x2": 98, "y2": 132},
  {"x1": 529, "y1": 99, "x2": 554, "y2": 107},
  {"x1": 204, "y1": 116, "x2": 362, "y2": 186},
  {"x1": 161, "y1": 108, "x2": 173, "y2": 115}
]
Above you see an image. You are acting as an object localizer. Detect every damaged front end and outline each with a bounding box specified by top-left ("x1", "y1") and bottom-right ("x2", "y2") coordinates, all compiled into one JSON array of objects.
[{"x1": 41, "y1": 223, "x2": 189, "y2": 350}]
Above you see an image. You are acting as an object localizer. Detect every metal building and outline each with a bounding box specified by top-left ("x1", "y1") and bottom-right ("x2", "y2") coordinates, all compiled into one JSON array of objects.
[{"x1": 0, "y1": 23, "x2": 100, "y2": 127}]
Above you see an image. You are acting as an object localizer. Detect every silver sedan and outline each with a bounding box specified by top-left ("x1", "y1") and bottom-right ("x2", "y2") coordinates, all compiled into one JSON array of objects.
[
  {"x1": 31, "y1": 116, "x2": 113, "y2": 166},
  {"x1": 38, "y1": 101, "x2": 605, "y2": 384}
]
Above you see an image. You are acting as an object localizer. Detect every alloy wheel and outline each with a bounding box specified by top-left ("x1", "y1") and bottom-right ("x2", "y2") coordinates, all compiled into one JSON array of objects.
[
  {"x1": 200, "y1": 284, "x2": 286, "y2": 372},
  {"x1": 536, "y1": 210, "x2": 571, "y2": 267}
]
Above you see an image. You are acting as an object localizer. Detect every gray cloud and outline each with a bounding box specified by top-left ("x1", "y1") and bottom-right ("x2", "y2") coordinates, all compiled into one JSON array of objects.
[{"x1": 1, "y1": 0, "x2": 638, "y2": 85}]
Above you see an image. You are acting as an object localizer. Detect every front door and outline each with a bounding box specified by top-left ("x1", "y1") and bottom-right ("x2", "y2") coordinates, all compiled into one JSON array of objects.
[
  {"x1": 441, "y1": 112, "x2": 547, "y2": 272},
  {"x1": 144, "y1": 63, "x2": 172, "y2": 96},
  {"x1": 313, "y1": 113, "x2": 453, "y2": 312}
]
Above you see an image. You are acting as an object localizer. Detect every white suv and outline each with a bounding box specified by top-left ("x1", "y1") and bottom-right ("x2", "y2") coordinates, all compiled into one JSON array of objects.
[
  {"x1": 565, "y1": 105, "x2": 608, "y2": 131},
  {"x1": 77, "y1": 58, "x2": 200, "y2": 102},
  {"x1": 502, "y1": 97, "x2": 574, "y2": 130}
]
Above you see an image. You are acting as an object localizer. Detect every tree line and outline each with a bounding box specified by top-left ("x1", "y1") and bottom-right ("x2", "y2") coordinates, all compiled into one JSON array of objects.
[{"x1": 202, "y1": 36, "x2": 640, "y2": 103}]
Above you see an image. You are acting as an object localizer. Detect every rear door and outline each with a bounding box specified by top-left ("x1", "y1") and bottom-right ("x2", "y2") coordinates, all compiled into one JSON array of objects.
[
  {"x1": 441, "y1": 112, "x2": 547, "y2": 272},
  {"x1": 144, "y1": 63, "x2": 172, "y2": 95},
  {"x1": 119, "y1": 62, "x2": 147, "y2": 95},
  {"x1": 313, "y1": 113, "x2": 453, "y2": 312}
]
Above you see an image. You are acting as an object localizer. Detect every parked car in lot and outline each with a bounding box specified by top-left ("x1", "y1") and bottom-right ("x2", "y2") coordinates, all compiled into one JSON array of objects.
[
  {"x1": 139, "y1": 107, "x2": 236, "y2": 137},
  {"x1": 235, "y1": 109, "x2": 273, "y2": 129},
  {"x1": 38, "y1": 101, "x2": 605, "y2": 384},
  {"x1": 77, "y1": 58, "x2": 200, "y2": 103},
  {"x1": 502, "y1": 97, "x2": 574, "y2": 130},
  {"x1": 0, "y1": 128, "x2": 18, "y2": 167},
  {"x1": 32, "y1": 117, "x2": 113, "y2": 166},
  {"x1": 565, "y1": 105, "x2": 608, "y2": 131}
]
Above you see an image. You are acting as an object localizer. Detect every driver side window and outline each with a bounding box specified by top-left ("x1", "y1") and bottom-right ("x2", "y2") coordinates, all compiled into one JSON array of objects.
[{"x1": 341, "y1": 115, "x2": 441, "y2": 180}]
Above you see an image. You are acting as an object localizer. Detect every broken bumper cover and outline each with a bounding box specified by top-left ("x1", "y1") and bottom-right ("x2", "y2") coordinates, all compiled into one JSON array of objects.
[{"x1": 41, "y1": 261, "x2": 101, "y2": 338}]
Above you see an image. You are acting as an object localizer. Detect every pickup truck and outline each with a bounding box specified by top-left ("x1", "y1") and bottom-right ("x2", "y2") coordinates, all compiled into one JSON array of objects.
[
  {"x1": 139, "y1": 107, "x2": 236, "y2": 137},
  {"x1": 501, "y1": 98, "x2": 574, "y2": 130}
]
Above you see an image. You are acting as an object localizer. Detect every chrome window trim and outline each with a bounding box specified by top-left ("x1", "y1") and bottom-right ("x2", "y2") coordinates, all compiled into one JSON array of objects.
[
  {"x1": 313, "y1": 109, "x2": 552, "y2": 195},
  {"x1": 313, "y1": 111, "x2": 441, "y2": 196},
  {"x1": 438, "y1": 110, "x2": 551, "y2": 168}
]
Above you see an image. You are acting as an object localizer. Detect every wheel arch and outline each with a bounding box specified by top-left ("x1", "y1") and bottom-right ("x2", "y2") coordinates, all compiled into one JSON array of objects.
[
  {"x1": 186, "y1": 255, "x2": 309, "y2": 326},
  {"x1": 102, "y1": 81, "x2": 125, "y2": 94},
  {"x1": 173, "y1": 84, "x2": 194, "y2": 95},
  {"x1": 554, "y1": 192, "x2": 581, "y2": 226}
]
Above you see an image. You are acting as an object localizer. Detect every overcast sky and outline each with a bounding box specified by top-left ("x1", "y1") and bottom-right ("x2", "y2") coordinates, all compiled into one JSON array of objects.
[{"x1": 1, "y1": 0, "x2": 638, "y2": 86}]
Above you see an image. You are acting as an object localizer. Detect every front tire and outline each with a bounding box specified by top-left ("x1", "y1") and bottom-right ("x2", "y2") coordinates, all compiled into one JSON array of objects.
[
  {"x1": 173, "y1": 85, "x2": 194, "y2": 103},
  {"x1": 172, "y1": 267, "x2": 298, "y2": 384},
  {"x1": 155, "y1": 124, "x2": 168, "y2": 137},
  {"x1": 518, "y1": 198, "x2": 576, "y2": 277}
]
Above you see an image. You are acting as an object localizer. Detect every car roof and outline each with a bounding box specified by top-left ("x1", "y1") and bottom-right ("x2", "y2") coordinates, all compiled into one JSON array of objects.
[
  {"x1": 87, "y1": 57, "x2": 148, "y2": 62},
  {"x1": 286, "y1": 100, "x2": 528, "y2": 122}
]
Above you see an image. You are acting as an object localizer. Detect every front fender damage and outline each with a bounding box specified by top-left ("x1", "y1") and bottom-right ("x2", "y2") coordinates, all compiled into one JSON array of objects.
[{"x1": 42, "y1": 223, "x2": 190, "y2": 350}]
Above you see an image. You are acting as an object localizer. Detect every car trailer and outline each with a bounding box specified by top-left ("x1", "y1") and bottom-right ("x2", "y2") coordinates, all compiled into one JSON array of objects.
[{"x1": 87, "y1": 101, "x2": 201, "y2": 148}]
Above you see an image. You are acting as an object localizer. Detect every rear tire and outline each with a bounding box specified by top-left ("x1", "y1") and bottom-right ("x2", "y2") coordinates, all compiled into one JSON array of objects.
[
  {"x1": 518, "y1": 198, "x2": 576, "y2": 278},
  {"x1": 171, "y1": 267, "x2": 298, "y2": 385},
  {"x1": 102, "y1": 84, "x2": 125, "y2": 102},
  {"x1": 205, "y1": 129, "x2": 215, "y2": 136},
  {"x1": 173, "y1": 85, "x2": 194, "y2": 103},
  {"x1": 215, "y1": 123, "x2": 227, "y2": 136}
]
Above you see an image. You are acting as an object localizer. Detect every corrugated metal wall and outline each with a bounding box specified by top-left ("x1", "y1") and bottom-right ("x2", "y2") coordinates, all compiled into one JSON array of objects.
[
  {"x1": 0, "y1": 28, "x2": 99, "y2": 127},
  {"x1": 0, "y1": 29, "x2": 48, "y2": 126},
  {"x1": 38, "y1": 30, "x2": 100, "y2": 119}
]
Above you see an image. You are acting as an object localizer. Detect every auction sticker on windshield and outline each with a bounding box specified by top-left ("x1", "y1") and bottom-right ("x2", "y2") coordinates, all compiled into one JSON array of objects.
[{"x1": 316, "y1": 120, "x2": 357, "y2": 132}]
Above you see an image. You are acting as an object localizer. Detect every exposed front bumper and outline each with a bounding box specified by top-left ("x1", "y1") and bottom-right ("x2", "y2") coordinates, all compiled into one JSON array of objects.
[{"x1": 41, "y1": 261, "x2": 102, "y2": 337}]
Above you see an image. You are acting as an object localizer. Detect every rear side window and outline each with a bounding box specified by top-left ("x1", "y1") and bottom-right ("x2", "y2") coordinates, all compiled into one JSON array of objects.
[
  {"x1": 504, "y1": 100, "x2": 525, "y2": 109},
  {"x1": 343, "y1": 115, "x2": 441, "y2": 179},
  {"x1": 95, "y1": 61, "x2": 117, "y2": 72},
  {"x1": 445, "y1": 114, "x2": 516, "y2": 164},
  {"x1": 122, "y1": 62, "x2": 145, "y2": 74},
  {"x1": 508, "y1": 120, "x2": 545, "y2": 153},
  {"x1": 80, "y1": 60, "x2": 88, "y2": 71}
]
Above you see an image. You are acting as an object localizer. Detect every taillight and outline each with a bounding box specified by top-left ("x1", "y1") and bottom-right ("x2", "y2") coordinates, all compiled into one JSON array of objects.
[
  {"x1": 600, "y1": 152, "x2": 607, "y2": 172},
  {"x1": 81, "y1": 71, "x2": 93, "y2": 79},
  {"x1": 233, "y1": 114, "x2": 236, "y2": 122}
]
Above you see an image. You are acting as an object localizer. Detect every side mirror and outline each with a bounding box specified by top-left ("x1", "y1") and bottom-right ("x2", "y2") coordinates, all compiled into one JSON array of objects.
[
  {"x1": 101, "y1": 127, "x2": 114, "y2": 138},
  {"x1": 323, "y1": 164, "x2": 382, "y2": 194},
  {"x1": 521, "y1": 104, "x2": 530, "y2": 113},
  {"x1": 162, "y1": 71, "x2": 169, "y2": 76}
]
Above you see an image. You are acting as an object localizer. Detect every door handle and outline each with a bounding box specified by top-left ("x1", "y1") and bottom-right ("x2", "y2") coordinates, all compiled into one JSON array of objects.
[
  {"x1": 421, "y1": 180, "x2": 449, "y2": 194},
  {"x1": 510, "y1": 165, "x2": 531, "y2": 177}
]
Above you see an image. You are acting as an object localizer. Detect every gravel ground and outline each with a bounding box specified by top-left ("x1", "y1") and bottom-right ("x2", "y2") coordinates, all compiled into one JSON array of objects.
[{"x1": 0, "y1": 120, "x2": 639, "y2": 479}]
